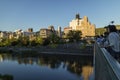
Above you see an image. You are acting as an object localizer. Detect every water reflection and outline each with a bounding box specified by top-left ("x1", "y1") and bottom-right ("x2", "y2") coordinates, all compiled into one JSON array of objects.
[
  {"x1": 0, "y1": 54, "x2": 3, "y2": 62},
  {"x1": 0, "y1": 74, "x2": 13, "y2": 80},
  {"x1": 0, "y1": 53, "x2": 93, "y2": 80},
  {"x1": 82, "y1": 66, "x2": 93, "y2": 80}
]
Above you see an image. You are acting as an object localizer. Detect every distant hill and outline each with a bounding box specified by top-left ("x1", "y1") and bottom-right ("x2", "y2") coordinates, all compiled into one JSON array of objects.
[{"x1": 95, "y1": 25, "x2": 120, "y2": 36}]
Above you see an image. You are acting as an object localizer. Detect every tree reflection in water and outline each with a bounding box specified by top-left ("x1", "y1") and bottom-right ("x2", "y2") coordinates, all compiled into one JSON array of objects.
[
  {"x1": 0, "y1": 53, "x2": 93, "y2": 78},
  {"x1": 0, "y1": 74, "x2": 13, "y2": 80}
]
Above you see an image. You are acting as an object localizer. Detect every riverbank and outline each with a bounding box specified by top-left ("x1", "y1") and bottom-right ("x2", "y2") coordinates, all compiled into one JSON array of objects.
[
  {"x1": 0, "y1": 44, "x2": 94, "y2": 56},
  {"x1": 0, "y1": 47, "x2": 93, "y2": 56}
]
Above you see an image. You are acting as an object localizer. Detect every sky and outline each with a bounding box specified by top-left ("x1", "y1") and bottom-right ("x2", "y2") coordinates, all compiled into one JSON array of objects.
[{"x1": 0, "y1": 0, "x2": 120, "y2": 32}]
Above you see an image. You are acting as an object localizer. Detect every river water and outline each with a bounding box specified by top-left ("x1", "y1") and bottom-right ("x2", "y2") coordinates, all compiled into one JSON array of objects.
[{"x1": 0, "y1": 53, "x2": 93, "y2": 80}]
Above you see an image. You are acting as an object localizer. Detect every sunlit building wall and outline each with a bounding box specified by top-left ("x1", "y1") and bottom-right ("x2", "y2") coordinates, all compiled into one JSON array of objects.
[{"x1": 64, "y1": 14, "x2": 95, "y2": 37}]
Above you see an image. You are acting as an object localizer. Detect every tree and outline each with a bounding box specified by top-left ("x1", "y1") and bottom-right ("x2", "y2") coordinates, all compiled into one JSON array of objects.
[
  {"x1": 36, "y1": 36, "x2": 44, "y2": 45},
  {"x1": 10, "y1": 37, "x2": 18, "y2": 46},
  {"x1": 29, "y1": 40, "x2": 37, "y2": 46},
  {"x1": 49, "y1": 33, "x2": 60, "y2": 44},
  {"x1": 73, "y1": 30, "x2": 82, "y2": 42},
  {"x1": 0, "y1": 38, "x2": 11, "y2": 46},
  {"x1": 95, "y1": 28, "x2": 106, "y2": 36},
  {"x1": 20, "y1": 36, "x2": 29, "y2": 46},
  {"x1": 67, "y1": 30, "x2": 82, "y2": 42}
]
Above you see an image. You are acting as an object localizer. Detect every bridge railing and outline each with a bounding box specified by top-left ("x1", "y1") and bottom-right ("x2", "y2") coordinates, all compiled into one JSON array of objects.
[{"x1": 94, "y1": 42, "x2": 120, "y2": 80}]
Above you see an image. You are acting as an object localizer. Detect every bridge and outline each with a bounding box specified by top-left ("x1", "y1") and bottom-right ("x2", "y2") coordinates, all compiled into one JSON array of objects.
[{"x1": 94, "y1": 42, "x2": 120, "y2": 80}]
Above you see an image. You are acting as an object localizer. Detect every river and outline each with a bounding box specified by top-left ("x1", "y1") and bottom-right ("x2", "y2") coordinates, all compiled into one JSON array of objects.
[{"x1": 0, "y1": 53, "x2": 93, "y2": 80}]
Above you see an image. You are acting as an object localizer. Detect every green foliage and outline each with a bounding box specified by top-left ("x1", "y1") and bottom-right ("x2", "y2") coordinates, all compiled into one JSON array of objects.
[
  {"x1": 116, "y1": 25, "x2": 120, "y2": 30},
  {"x1": 49, "y1": 44, "x2": 58, "y2": 48},
  {"x1": 95, "y1": 25, "x2": 120, "y2": 36},
  {"x1": 17, "y1": 36, "x2": 29, "y2": 46},
  {"x1": 49, "y1": 33, "x2": 60, "y2": 44},
  {"x1": 0, "y1": 74, "x2": 13, "y2": 80},
  {"x1": 4, "y1": 39, "x2": 11, "y2": 46},
  {"x1": 30, "y1": 40, "x2": 37, "y2": 46},
  {"x1": 67, "y1": 30, "x2": 82, "y2": 42},
  {"x1": 10, "y1": 38, "x2": 19, "y2": 46},
  {"x1": 36, "y1": 36, "x2": 44, "y2": 45},
  {"x1": 42, "y1": 38, "x2": 50, "y2": 46},
  {"x1": 95, "y1": 28, "x2": 106, "y2": 36},
  {"x1": 0, "y1": 38, "x2": 11, "y2": 47},
  {"x1": 23, "y1": 37, "x2": 29, "y2": 46}
]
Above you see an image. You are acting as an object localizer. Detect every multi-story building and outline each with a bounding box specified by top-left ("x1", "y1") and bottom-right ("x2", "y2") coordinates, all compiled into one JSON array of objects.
[
  {"x1": 63, "y1": 27, "x2": 72, "y2": 38},
  {"x1": 40, "y1": 25, "x2": 56, "y2": 38},
  {"x1": 40, "y1": 26, "x2": 63, "y2": 39},
  {"x1": 40, "y1": 28, "x2": 51, "y2": 38},
  {"x1": 8, "y1": 32, "x2": 14, "y2": 39},
  {"x1": 14, "y1": 29, "x2": 36, "y2": 41},
  {"x1": 15, "y1": 29, "x2": 23, "y2": 39},
  {"x1": 57, "y1": 26, "x2": 62, "y2": 38},
  {"x1": 27, "y1": 28, "x2": 33, "y2": 32},
  {"x1": 64, "y1": 14, "x2": 95, "y2": 38},
  {"x1": 0, "y1": 31, "x2": 9, "y2": 39}
]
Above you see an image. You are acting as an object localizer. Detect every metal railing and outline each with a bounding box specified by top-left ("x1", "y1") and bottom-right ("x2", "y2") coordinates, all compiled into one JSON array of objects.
[{"x1": 94, "y1": 43, "x2": 120, "y2": 80}]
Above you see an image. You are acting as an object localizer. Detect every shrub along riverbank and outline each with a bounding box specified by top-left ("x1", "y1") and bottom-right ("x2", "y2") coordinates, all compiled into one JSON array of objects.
[{"x1": 0, "y1": 43, "x2": 93, "y2": 55}]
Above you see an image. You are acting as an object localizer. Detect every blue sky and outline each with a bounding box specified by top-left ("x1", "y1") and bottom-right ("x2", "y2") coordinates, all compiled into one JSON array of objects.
[{"x1": 0, "y1": 0, "x2": 120, "y2": 31}]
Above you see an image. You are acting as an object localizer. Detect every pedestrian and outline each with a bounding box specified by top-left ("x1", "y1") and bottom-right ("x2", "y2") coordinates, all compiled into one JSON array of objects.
[
  {"x1": 102, "y1": 32, "x2": 109, "y2": 48},
  {"x1": 106, "y1": 25, "x2": 120, "y2": 59}
]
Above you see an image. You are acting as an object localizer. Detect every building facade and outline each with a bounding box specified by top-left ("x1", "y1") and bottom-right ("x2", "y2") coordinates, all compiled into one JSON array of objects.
[
  {"x1": 57, "y1": 26, "x2": 62, "y2": 38},
  {"x1": 64, "y1": 14, "x2": 95, "y2": 37},
  {"x1": 40, "y1": 25, "x2": 56, "y2": 38}
]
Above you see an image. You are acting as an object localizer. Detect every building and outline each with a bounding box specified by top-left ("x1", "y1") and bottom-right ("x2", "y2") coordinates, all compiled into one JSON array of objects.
[
  {"x1": 40, "y1": 28, "x2": 51, "y2": 38},
  {"x1": 14, "y1": 29, "x2": 36, "y2": 41},
  {"x1": 14, "y1": 29, "x2": 23, "y2": 39},
  {"x1": 64, "y1": 14, "x2": 95, "y2": 38},
  {"x1": 8, "y1": 32, "x2": 14, "y2": 39},
  {"x1": 57, "y1": 26, "x2": 62, "y2": 38},
  {"x1": 63, "y1": 27, "x2": 72, "y2": 38},
  {"x1": 27, "y1": 28, "x2": 33, "y2": 32},
  {"x1": 0, "y1": 31, "x2": 9, "y2": 39},
  {"x1": 40, "y1": 25, "x2": 56, "y2": 38}
]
